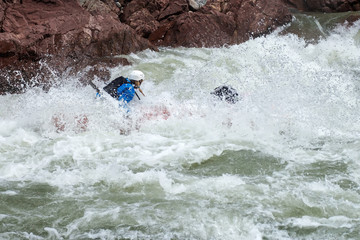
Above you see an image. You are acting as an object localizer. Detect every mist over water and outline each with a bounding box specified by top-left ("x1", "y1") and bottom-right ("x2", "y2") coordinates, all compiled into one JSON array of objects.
[{"x1": 1, "y1": 14, "x2": 360, "y2": 239}]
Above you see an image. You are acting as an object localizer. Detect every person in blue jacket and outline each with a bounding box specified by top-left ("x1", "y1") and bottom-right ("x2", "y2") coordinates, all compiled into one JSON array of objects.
[
  {"x1": 116, "y1": 71, "x2": 145, "y2": 102},
  {"x1": 101, "y1": 70, "x2": 145, "y2": 109}
]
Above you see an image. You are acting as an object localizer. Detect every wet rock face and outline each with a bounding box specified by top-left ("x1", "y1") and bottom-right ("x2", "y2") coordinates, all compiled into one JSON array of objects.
[
  {"x1": 0, "y1": 0, "x2": 155, "y2": 94},
  {"x1": 0, "y1": 0, "x2": 293, "y2": 69},
  {"x1": 122, "y1": 0, "x2": 292, "y2": 47},
  {"x1": 0, "y1": 0, "x2": 154, "y2": 65},
  {"x1": 283, "y1": 0, "x2": 360, "y2": 12}
]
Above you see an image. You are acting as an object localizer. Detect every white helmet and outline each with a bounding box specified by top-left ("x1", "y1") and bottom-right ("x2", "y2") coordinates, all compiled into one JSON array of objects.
[{"x1": 129, "y1": 70, "x2": 145, "y2": 81}]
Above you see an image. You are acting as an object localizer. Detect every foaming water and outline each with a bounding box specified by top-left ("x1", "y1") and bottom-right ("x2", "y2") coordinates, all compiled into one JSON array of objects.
[{"x1": 1, "y1": 17, "x2": 360, "y2": 239}]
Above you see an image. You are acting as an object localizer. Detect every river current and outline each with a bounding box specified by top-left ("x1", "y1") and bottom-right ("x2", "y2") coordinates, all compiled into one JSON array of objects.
[{"x1": 1, "y1": 13, "x2": 360, "y2": 240}]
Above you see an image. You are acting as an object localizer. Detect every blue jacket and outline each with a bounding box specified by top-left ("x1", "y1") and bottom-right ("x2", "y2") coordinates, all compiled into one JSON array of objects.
[{"x1": 117, "y1": 80, "x2": 135, "y2": 103}]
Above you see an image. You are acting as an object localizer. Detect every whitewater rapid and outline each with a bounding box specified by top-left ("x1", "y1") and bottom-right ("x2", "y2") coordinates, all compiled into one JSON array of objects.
[{"x1": 0, "y1": 14, "x2": 360, "y2": 240}]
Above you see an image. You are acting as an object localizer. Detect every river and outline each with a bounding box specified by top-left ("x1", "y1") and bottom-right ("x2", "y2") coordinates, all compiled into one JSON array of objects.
[{"x1": 1, "y1": 12, "x2": 360, "y2": 240}]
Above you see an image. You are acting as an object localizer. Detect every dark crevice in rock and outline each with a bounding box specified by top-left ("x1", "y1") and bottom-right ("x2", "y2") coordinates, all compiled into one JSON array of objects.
[
  {"x1": 0, "y1": 51, "x2": 14, "y2": 57},
  {"x1": 0, "y1": 2, "x2": 9, "y2": 33},
  {"x1": 43, "y1": 33, "x2": 51, "y2": 39}
]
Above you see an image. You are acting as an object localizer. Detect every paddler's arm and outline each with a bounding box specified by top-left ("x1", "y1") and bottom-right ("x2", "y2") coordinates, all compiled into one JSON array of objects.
[{"x1": 138, "y1": 88, "x2": 145, "y2": 96}]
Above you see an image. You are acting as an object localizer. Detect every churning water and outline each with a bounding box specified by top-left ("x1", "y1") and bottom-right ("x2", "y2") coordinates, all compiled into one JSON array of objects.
[{"x1": 1, "y1": 13, "x2": 360, "y2": 240}]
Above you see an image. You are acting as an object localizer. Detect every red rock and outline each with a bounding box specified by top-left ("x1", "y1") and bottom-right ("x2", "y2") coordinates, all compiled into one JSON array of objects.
[
  {"x1": 156, "y1": 11, "x2": 237, "y2": 47},
  {"x1": 146, "y1": 0, "x2": 292, "y2": 47},
  {"x1": 0, "y1": 0, "x2": 155, "y2": 94},
  {"x1": 128, "y1": 8, "x2": 160, "y2": 38},
  {"x1": 282, "y1": 0, "x2": 360, "y2": 12}
]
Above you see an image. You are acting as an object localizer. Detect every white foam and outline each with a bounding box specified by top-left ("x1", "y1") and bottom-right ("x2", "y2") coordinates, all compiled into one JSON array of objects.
[{"x1": 286, "y1": 215, "x2": 354, "y2": 229}]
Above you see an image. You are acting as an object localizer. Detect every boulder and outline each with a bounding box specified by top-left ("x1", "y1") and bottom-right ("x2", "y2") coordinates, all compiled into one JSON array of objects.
[
  {"x1": 0, "y1": 0, "x2": 155, "y2": 94},
  {"x1": 123, "y1": 0, "x2": 292, "y2": 47}
]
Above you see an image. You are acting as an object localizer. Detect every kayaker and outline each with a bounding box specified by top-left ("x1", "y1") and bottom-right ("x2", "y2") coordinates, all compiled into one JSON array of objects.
[{"x1": 102, "y1": 70, "x2": 145, "y2": 104}]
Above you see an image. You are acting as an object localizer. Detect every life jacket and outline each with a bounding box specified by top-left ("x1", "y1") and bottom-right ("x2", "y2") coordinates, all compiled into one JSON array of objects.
[{"x1": 103, "y1": 76, "x2": 130, "y2": 99}]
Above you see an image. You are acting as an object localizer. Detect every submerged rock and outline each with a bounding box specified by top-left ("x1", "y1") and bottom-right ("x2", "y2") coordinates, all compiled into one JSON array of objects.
[{"x1": 211, "y1": 85, "x2": 239, "y2": 104}]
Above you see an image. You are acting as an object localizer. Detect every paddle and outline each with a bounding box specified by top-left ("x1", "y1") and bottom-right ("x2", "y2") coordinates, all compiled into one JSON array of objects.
[{"x1": 89, "y1": 81, "x2": 100, "y2": 93}]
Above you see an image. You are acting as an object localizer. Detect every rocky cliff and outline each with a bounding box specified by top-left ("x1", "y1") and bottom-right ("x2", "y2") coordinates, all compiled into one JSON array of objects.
[
  {"x1": 120, "y1": 0, "x2": 292, "y2": 47},
  {"x1": 0, "y1": 0, "x2": 154, "y2": 93},
  {"x1": 283, "y1": 0, "x2": 360, "y2": 12},
  {"x1": 1, "y1": 0, "x2": 359, "y2": 94}
]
